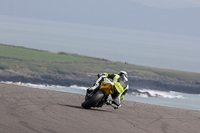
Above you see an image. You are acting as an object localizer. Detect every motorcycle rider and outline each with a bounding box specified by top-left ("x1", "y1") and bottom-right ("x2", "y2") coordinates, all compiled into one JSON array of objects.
[{"x1": 87, "y1": 70, "x2": 129, "y2": 109}]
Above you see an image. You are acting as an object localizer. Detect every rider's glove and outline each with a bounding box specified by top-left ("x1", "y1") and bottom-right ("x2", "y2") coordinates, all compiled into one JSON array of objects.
[{"x1": 97, "y1": 73, "x2": 107, "y2": 78}]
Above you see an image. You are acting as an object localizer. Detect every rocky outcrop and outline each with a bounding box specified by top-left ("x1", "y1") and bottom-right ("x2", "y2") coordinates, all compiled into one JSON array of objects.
[
  {"x1": 0, "y1": 72, "x2": 200, "y2": 94},
  {"x1": 0, "y1": 72, "x2": 95, "y2": 87}
]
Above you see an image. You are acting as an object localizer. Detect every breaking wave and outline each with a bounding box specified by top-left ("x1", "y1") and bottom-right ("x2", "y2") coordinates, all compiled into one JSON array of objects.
[
  {"x1": 136, "y1": 89, "x2": 185, "y2": 99},
  {"x1": 0, "y1": 81, "x2": 88, "y2": 95}
]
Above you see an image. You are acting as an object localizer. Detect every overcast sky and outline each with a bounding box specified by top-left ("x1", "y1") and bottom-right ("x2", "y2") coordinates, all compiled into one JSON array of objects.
[
  {"x1": 130, "y1": 0, "x2": 200, "y2": 8},
  {"x1": 0, "y1": 0, "x2": 200, "y2": 73},
  {"x1": 1, "y1": 0, "x2": 200, "y2": 36}
]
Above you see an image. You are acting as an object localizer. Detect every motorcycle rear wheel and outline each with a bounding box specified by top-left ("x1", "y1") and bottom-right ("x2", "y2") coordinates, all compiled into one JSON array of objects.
[{"x1": 81, "y1": 90, "x2": 104, "y2": 109}]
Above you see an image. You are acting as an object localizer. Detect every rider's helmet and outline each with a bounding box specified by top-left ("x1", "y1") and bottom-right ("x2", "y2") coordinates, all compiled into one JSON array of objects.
[{"x1": 118, "y1": 70, "x2": 128, "y2": 78}]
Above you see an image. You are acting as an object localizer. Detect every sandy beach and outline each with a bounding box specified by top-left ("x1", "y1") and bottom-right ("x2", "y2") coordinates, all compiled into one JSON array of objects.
[{"x1": 0, "y1": 83, "x2": 200, "y2": 133}]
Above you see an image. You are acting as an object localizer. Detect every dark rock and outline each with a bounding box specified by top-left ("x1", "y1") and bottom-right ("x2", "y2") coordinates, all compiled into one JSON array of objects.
[{"x1": 0, "y1": 72, "x2": 200, "y2": 94}]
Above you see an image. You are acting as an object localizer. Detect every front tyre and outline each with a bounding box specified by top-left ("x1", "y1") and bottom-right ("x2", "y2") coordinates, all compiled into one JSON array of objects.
[{"x1": 81, "y1": 90, "x2": 104, "y2": 109}]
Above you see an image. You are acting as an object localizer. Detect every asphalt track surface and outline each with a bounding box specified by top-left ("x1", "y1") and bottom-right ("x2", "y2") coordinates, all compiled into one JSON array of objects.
[{"x1": 0, "y1": 83, "x2": 200, "y2": 133}]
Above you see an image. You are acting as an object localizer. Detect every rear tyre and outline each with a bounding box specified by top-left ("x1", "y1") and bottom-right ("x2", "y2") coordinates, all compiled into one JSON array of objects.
[{"x1": 81, "y1": 90, "x2": 104, "y2": 109}]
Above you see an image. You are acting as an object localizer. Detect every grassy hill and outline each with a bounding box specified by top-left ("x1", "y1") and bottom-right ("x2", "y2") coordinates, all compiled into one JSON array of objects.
[{"x1": 0, "y1": 44, "x2": 200, "y2": 93}]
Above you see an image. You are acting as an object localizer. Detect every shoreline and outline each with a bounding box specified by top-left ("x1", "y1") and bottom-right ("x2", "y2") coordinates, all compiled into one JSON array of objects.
[{"x1": 1, "y1": 81, "x2": 200, "y2": 112}]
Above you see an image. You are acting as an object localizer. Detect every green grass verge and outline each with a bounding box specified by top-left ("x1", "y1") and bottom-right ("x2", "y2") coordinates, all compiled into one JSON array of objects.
[{"x1": 0, "y1": 44, "x2": 200, "y2": 82}]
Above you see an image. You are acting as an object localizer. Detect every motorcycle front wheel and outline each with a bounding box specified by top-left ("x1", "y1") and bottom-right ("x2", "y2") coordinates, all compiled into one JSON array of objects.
[{"x1": 81, "y1": 90, "x2": 105, "y2": 109}]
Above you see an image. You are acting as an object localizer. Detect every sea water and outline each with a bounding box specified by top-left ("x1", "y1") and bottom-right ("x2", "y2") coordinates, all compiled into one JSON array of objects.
[{"x1": 1, "y1": 81, "x2": 200, "y2": 111}]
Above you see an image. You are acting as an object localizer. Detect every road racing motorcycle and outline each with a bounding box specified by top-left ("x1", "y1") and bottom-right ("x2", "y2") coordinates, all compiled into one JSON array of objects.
[{"x1": 81, "y1": 78, "x2": 114, "y2": 109}]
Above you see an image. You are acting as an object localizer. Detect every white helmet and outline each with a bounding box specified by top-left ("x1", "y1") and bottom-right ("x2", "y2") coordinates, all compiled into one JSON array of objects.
[{"x1": 118, "y1": 70, "x2": 128, "y2": 78}]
